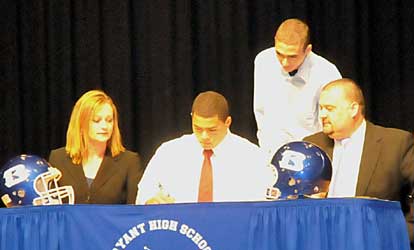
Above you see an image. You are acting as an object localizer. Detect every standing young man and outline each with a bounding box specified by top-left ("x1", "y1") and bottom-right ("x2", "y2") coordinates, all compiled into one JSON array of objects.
[{"x1": 254, "y1": 18, "x2": 341, "y2": 160}]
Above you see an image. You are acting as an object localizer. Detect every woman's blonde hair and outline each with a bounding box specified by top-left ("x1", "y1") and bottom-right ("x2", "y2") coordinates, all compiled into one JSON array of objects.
[{"x1": 65, "y1": 90, "x2": 125, "y2": 164}]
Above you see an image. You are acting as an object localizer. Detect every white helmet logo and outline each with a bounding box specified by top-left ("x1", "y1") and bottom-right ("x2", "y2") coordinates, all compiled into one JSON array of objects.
[
  {"x1": 3, "y1": 164, "x2": 30, "y2": 188},
  {"x1": 279, "y1": 150, "x2": 306, "y2": 171}
]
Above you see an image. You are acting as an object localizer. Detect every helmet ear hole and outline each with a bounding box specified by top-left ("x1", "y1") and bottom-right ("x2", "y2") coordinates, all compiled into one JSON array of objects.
[
  {"x1": 35, "y1": 179, "x2": 46, "y2": 193},
  {"x1": 0, "y1": 154, "x2": 75, "y2": 207},
  {"x1": 268, "y1": 141, "x2": 332, "y2": 199}
]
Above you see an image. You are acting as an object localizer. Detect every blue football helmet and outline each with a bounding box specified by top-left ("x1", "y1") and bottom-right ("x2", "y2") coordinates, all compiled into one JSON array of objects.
[
  {"x1": 0, "y1": 154, "x2": 74, "y2": 207},
  {"x1": 266, "y1": 141, "x2": 332, "y2": 200}
]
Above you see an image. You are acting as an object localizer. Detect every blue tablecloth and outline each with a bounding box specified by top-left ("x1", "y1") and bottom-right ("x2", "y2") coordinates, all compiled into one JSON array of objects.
[{"x1": 0, "y1": 198, "x2": 410, "y2": 250}]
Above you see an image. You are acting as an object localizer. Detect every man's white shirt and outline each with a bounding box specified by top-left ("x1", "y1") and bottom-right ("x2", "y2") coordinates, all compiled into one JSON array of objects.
[
  {"x1": 328, "y1": 120, "x2": 366, "y2": 197},
  {"x1": 136, "y1": 131, "x2": 273, "y2": 204},
  {"x1": 254, "y1": 48, "x2": 341, "y2": 160}
]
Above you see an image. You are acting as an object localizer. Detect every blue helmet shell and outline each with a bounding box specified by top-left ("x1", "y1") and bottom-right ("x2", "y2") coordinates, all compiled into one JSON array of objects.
[
  {"x1": 267, "y1": 141, "x2": 332, "y2": 199},
  {"x1": 0, "y1": 154, "x2": 74, "y2": 207}
]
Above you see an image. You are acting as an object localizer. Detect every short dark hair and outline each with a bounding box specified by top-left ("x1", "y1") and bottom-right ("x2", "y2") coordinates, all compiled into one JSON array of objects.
[
  {"x1": 191, "y1": 91, "x2": 229, "y2": 121},
  {"x1": 275, "y1": 18, "x2": 310, "y2": 50}
]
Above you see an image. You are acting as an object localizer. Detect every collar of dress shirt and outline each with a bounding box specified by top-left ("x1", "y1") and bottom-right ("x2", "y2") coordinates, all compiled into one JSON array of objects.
[
  {"x1": 209, "y1": 129, "x2": 232, "y2": 157},
  {"x1": 192, "y1": 130, "x2": 232, "y2": 158},
  {"x1": 350, "y1": 119, "x2": 366, "y2": 142},
  {"x1": 280, "y1": 52, "x2": 313, "y2": 85},
  {"x1": 334, "y1": 119, "x2": 366, "y2": 147}
]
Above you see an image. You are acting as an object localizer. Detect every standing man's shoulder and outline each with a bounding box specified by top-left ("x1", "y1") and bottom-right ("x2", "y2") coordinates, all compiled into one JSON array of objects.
[
  {"x1": 307, "y1": 51, "x2": 341, "y2": 78},
  {"x1": 254, "y1": 47, "x2": 277, "y2": 63},
  {"x1": 309, "y1": 51, "x2": 337, "y2": 66}
]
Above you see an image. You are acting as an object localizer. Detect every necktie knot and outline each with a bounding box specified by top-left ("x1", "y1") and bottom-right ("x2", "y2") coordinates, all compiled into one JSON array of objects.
[{"x1": 203, "y1": 149, "x2": 213, "y2": 158}]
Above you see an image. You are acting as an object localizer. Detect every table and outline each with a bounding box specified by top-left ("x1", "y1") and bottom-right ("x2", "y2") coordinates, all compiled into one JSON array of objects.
[{"x1": 0, "y1": 198, "x2": 410, "y2": 250}]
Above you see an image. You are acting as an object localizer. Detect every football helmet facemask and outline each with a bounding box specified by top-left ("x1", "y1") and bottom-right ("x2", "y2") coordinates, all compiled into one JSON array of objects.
[{"x1": 0, "y1": 154, "x2": 74, "y2": 207}]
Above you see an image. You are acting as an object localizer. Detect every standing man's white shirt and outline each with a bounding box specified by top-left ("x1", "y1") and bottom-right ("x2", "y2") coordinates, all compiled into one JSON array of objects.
[
  {"x1": 328, "y1": 120, "x2": 366, "y2": 197},
  {"x1": 136, "y1": 131, "x2": 272, "y2": 204},
  {"x1": 254, "y1": 48, "x2": 341, "y2": 160}
]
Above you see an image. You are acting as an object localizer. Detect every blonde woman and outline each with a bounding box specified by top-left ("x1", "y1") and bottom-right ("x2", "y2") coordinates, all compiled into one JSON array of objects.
[{"x1": 49, "y1": 90, "x2": 143, "y2": 204}]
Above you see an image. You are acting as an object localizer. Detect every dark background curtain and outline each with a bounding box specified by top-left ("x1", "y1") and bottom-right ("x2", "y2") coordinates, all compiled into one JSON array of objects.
[{"x1": 1, "y1": 0, "x2": 414, "y2": 167}]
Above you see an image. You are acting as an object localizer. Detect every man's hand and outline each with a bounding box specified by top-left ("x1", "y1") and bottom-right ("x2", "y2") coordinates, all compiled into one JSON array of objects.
[
  {"x1": 145, "y1": 193, "x2": 175, "y2": 205},
  {"x1": 306, "y1": 192, "x2": 328, "y2": 199}
]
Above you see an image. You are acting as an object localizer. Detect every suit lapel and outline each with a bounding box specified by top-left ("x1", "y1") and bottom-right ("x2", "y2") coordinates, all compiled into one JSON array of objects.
[
  {"x1": 322, "y1": 137, "x2": 334, "y2": 162},
  {"x1": 91, "y1": 154, "x2": 118, "y2": 190},
  {"x1": 356, "y1": 122, "x2": 382, "y2": 195},
  {"x1": 313, "y1": 133, "x2": 334, "y2": 161},
  {"x1": 64, "y1": 159, "x2": 90, "y2": 194}
]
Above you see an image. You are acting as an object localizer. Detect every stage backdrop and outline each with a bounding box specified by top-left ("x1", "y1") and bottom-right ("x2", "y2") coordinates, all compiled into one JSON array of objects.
[{"x1": 1, "y1": 1, "x2": 414, "y2": 166}]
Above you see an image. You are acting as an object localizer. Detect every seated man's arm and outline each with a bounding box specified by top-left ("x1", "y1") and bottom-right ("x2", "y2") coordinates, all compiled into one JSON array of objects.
[{"x1": 136, "y1": 145, "x2": 176, "y2": 205}]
